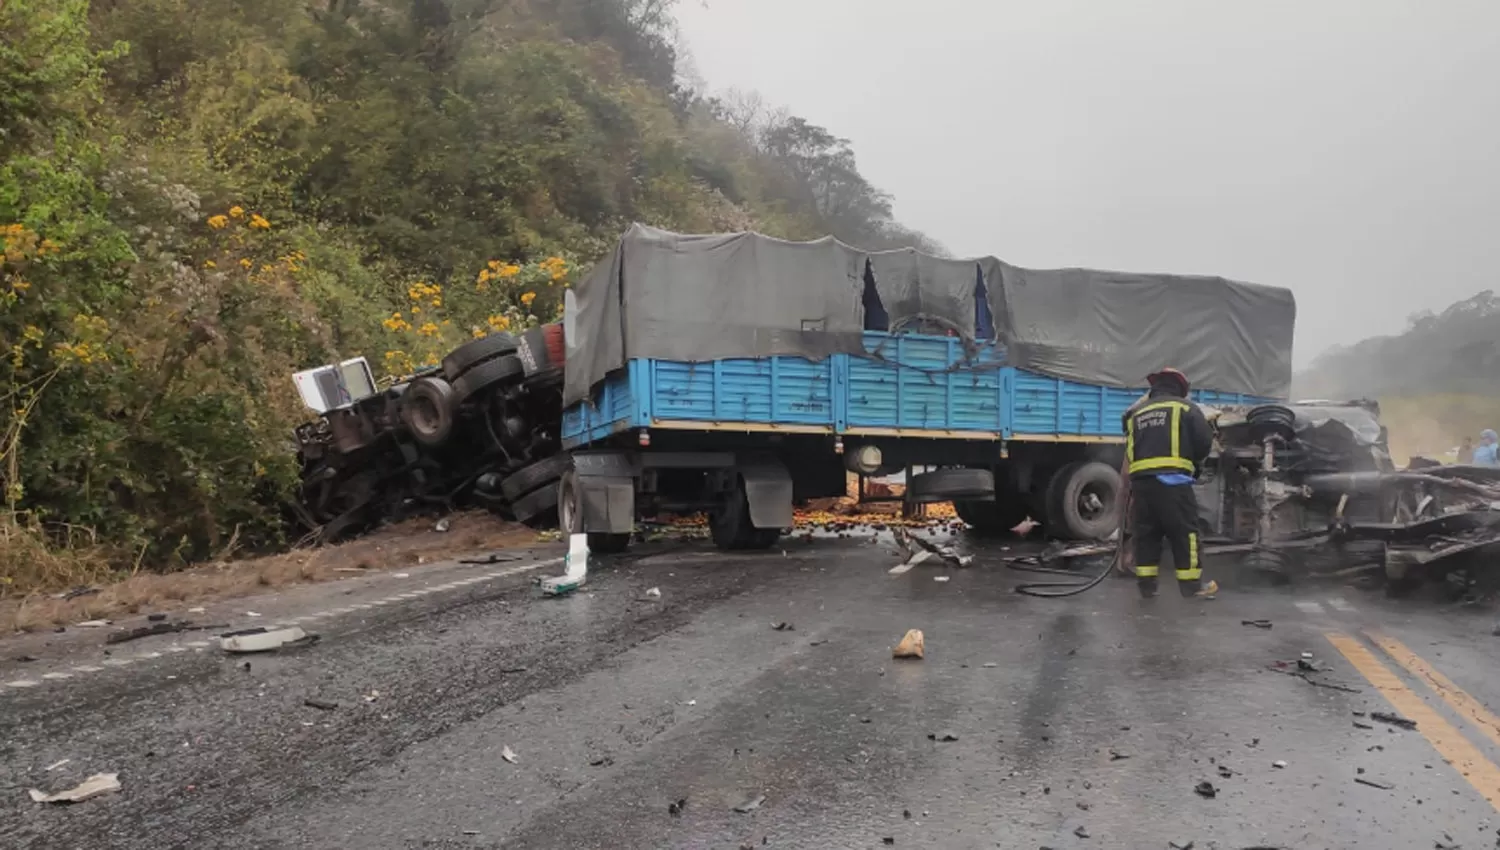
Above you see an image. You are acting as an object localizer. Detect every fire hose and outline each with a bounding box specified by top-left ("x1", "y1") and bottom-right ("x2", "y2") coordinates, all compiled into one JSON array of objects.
[{"x1": 1009, "y1": 465, "x2": 1132, "y2": 598}]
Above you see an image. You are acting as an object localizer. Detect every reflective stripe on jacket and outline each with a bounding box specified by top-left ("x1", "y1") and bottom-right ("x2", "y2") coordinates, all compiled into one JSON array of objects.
[{"x1": 1126, "y1": 399, "x2": 1202, "y2": 477}]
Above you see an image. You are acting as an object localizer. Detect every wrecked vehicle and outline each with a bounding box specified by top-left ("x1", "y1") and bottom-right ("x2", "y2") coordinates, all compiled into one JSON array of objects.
[
  {"x1": 1198, "y1": 400, "x2": 1500, "y2": 594},
  {"x1": 290, "y1": 324, "x2": 571, "y2": 542}
]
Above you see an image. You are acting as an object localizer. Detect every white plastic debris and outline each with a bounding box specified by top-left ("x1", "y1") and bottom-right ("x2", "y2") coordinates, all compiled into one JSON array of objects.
[
  {"x1": 686, "y1": 699, "x2": 697, "y2": 706},
  {"x1": 501, "y1": 746, "x2": 518, "y2": 764},
  {"x1": 363, "y1": 690, "x2": 381, "y2": 703},
  {"x1": 934, "y1": 576, "x2": 951, "y2": 583},
  {"x1": 220, "y1": 626, "x2": 308, "y2": 654},
  {"x1": 645, "y1": 587, "x2": 661, "y2": 599},
  {"x1": 187, "y1": 607, "x2": 206, "y2": 614},
  {"x1": 565, "y1": 534, "x2": 589, "y2": 580},
  {"x1": 1273, "y1": 760, "x2": 1288, "y2": 769},
  {"x1": 244, "y1": 611, "x2": 262, "y2": 618},
  {"x1": 434, "y1": 518, "x2": 451, "y2": 533},
  {"x1": 44, "y1": 759, "x2": 70, "y2": 772},
  {"x1": 76, "y1": 620, "x2": 110, "y2": 628},
  {"x1": 28, "y1": 772, "x2": 120, "y2": 804},
  {"x1": 393, "y1": 573, "x2": 410, "y2": 579}
]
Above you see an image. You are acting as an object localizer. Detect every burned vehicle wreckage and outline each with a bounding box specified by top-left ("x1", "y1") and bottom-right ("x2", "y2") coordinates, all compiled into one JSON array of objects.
[{"x1": 1198, "y1": 401, "x2": 1500, "y2": 594}]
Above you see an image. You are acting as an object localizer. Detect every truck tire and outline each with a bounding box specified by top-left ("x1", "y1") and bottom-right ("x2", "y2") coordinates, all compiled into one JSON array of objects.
[
  {"x1": 451, "y1": 354, "x2": 524, "y2": 404},
  {"x1": 500, "y1": 453, "x2": 572, "y2": 501},
  {"x1": 510, "y1": 482, "x2": 559, "y2": 527},
  {"x1": 558, "y1": 469, "x2": 630, "y2": 554},
  {"x1": 1046, "y1": 461, "x2": 1121, "y2": 540},
  {"x1": 400, "y1": 377, "x2": 456, "y2": 447},
  {"x1": 955, "y1": 489, "x2": 1029, "y2": 536},
  {"x1": 906, "y1": 468, "x2": 995, "y2": 503},
  {"x1": 517, "y1": 323, "x2": 566, "y2": 388},
  {"x1": 711, "y1": 475, "x2": 781, "y2": 551},
  {"x1": 442, "y1": 332, "x2": 517, "y2": 382}
]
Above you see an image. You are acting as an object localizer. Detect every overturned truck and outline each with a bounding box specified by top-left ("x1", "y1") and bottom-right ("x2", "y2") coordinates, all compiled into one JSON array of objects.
[{"x1": 1198, "y1": 401, "x2": 1500, "y2": 594}]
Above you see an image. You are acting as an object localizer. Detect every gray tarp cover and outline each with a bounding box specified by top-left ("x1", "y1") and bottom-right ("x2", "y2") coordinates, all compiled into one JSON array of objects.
[{"x1": 564, "y1": 224, "x2": 1296, "y2": 405}]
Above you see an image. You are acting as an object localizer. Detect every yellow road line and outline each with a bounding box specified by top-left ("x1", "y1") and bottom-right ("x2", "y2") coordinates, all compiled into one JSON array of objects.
[
  {"x1": 1369, "y1": 630, "x2": 1500, "y2": 751},
  {"x1": 1323, "y1": 631, "x2": 1500, "y2": 807}
]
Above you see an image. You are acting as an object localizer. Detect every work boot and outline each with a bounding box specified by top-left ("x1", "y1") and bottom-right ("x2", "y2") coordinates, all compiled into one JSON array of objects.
[
  {"x1": 1137, "y1": 577, "x2": 1158, "y2": 599},
  {"x1": 1177, "y1": 579, "x2": 1202, "y2": 598}
]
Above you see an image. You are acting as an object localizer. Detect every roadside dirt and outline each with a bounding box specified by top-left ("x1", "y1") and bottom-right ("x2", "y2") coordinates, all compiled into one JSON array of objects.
[{"x1": 1, "y1": 512, "x2": 536, "y2": 633}]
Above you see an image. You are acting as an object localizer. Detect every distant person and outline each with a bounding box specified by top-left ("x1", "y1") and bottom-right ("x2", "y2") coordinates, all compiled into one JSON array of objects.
[
  {"x1": 1459, "y1": 436, "x2": 1475, "y2": 465},
  {"x1": 1475, "y1": 430, "x2": 1499, "y2": 466}
]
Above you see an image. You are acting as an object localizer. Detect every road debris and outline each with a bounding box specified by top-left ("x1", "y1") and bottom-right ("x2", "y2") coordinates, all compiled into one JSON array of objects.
[
  {"x1": 1217, "y1": 765, "x2": 1234, "y2": 778},
  {"x1": 1194, "y1": 781, "x2": 1217, "y2": 799},
  {"x1": 44, "y1": 759, "x2": 71, "y2": 772},
  {"x1": 220, "y1": 626, "x2": 312, "y2": 654},
  {"x1": 982, "y1": 662, "x2": 997, "y2": 668},
  {"x1": 1370, "y1": 711, "x2": 1417, "y2": 730},
  {"x1": 771, "y1": 622, "x2": 795, "y2": 631},
  {"x1": 1273, "y1": 760, "x2": 1288, "y2": 769},
  {"x1": 927, "y1": 732, "x2": 959, "y2": 742},
  {"x1": 1073, "y1": 825, "x2": 1091, "y2": 839},
  {"x1": 1354, "y1": 776, "x2": 1395, "y2": 790},
  {"x1": 892, "y1": 629, "x2": 925, "y2": 659},
  {"x1": 644, "y1": 587, "x2": 661, "y2": 599},
  {"x1": 668, "y1": 797, "x2": 687, "y2": 816},
  {"x1": 362, "y1": 690, "x2": 381, "y2": 703},
  {"x1": 1353, "y1": 720, "x2": 1374, "y2": 730},
  {"x1": 882, "y1": 838, "x2": 895, "y2": 846},
  {"x1": 588, "y1": 755, "x2": 614, "y2": 767},
  {"x1": 14, "y1": 654, "x2": 36, "y2": 662},
  {"x1": 303, "y1": 698, "x2": 339, "y2": 711},
  {"x1": 434, "y1": 517, "x2": 451, "y2": 532},
  {"x1": 1169, "y1": 842, "x2": 1195, "y2": 850},
  {"x1": 1241, "y1": 619, "x2": 1273, "y2": 629},
  {"x1": 458, "y1": 553, "x2": 519, "y2": 565},
  {"x1": 106, "y1": 621, "x2": 199, "y2": 644},
  {"x1": 933, "y1": 575, "x2": 950, "y2": 582},
  {"x1": 147, "y1": 613, "x2": 167, "y2": 622},
  {"x1": 1109, "y1": 749, "x2": 1130, "y2": 761},
  {"x1": 75, "y1": 620, "x2": 111, "y2": 628},
  {"x1": 733, "y1": 794, "x2": 766, "y2": 813},
  {"x1": 28, "y1": 772, "x2": 121, "y2": 804},
  {"x1": 501, "y1": 746, "x2": 518, "y2": 764}
]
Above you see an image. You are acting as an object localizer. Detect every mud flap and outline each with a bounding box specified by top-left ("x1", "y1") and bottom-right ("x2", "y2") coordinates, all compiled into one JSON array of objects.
[
  {"x1": 573, "y1": 452, "x2": 638, "y2": 534},
  {"x1": 739, "y1": 461, "x2": 794, "y2": 530},
  {"x1": 578, "y1": 476, "x2": 635, "y2": 533}
]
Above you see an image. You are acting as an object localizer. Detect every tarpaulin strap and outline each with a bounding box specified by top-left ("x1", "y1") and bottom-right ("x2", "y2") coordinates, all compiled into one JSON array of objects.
[{"x1": 1135, "y1": 564, "x2": 1159, "y2": 578}]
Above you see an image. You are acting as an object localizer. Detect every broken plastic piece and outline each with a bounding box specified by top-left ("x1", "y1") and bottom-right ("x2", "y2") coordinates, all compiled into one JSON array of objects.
[
  {"x1": 1194, "y1": 781, "x2": 1217, "y2": 798},
  {"x1": 304, "y1": 698, "x2": 338, "y2": 711},
  {"x1": 502, "y1": 746, "x2": 518, "y2": 764},
  {"x1": 771, "y1": 622, "x2": 795, "y2": 631},
  {"x1": 892, "y1": 629, "x2": 925, "y2": 659},
  {"x1": 220, "y1": 626, "x2": 309, "y2": 654},
  {"x1": 28, "y1": 773, "x2": 121, "y2": 804},
  {"x1": 1370, "y1": 711, "x2": 1417, "y2": 730},
  {"x1": 733, "y1": 794, "x2": 766, "y2": 813},
  {"x1": 1241, "y1": 619, "x2": 1273, "y2": 629},
  {"x1": 644, "y1": 587, "x2": 661, "y2": 598}
]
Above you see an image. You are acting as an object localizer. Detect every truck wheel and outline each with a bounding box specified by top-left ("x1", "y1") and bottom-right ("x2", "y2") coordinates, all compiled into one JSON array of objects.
[
  {"x1": 1046, "y1": 461, "x2": 1121, "y2": 540},
  {"x1": 558, "y1": 469, "x2": 630, "y2": 554},
  {"x1": 906, "y1": 468, "x2": 995, "y2": 503},
  {"x1": 954, "y1": 490, "x2": 1029, "y2": 536},
  {"x1": 442, "y1": 332, "x2": 518, "y2": 382},
  {"x1": 711, "y1": 476, "x2": 781, "y2": 551},
  {"x1": 400, "y1": 377, "x2": 456, "y2": 447},
  {"x1": 510, "y1": 482, "x2": 559, "y2": 527},
  {"x1": 500, "y1": 453, "x2": 572, "y2": 501},
  {"x1": 452, "y1": 354, "x2": 524, "y2": 405}
]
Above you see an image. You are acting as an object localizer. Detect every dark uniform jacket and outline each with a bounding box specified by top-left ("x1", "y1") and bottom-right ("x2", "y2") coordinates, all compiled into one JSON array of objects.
[{"x1": 1123, "y1": 390, "x2": 1213, "y2": 479}]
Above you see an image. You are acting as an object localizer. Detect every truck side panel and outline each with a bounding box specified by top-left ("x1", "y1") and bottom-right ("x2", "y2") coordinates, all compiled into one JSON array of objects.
[{"x1": 560, "y1": 330, "x2": 1280, "y2": 449}]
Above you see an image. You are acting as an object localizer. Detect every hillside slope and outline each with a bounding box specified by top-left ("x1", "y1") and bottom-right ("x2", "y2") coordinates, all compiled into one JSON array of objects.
[{"x1": 0, "y1": 0, "x2": 936, "y2": 584}]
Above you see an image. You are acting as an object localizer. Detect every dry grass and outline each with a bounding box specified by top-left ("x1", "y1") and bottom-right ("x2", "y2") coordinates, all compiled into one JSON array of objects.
[
  {"x1": 1379, "y1": 393, "x2": 1500, "y2": 465},
  {"x1": 0, "y1": 511, "x2": 537, "y2": 633}
]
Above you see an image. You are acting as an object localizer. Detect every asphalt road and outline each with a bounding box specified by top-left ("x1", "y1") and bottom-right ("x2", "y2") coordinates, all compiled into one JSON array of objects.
[{"x1": 3, "y1": 533, "x2": 1500, "y2": 849}]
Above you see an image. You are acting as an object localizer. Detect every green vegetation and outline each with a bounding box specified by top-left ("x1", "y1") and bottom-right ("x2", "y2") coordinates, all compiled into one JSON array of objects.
[
  {"x1": 0, "y1": 0, "x2": 935, "y2": 592},
  {"x1": 1295, "y1": 291, "x2": 1500, "y2": 462}
]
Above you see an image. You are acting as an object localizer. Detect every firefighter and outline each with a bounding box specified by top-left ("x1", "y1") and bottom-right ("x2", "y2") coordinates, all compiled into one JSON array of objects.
[{"x1": 1124, "y1": 368, "x2": 1214, "y2": 598}]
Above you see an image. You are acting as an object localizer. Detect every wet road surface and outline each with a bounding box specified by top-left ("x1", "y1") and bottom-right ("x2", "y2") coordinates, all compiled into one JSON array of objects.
[{"x1": 3, "y1": 535, "x2": 1500, "y2": 849}]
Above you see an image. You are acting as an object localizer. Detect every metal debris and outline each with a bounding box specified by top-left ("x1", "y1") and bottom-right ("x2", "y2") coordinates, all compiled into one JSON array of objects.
[
  {"x1": 733, "y1": 794, "x2": 766, "y2": 813},
  {"x1": 44, "y1": 759, "x2": 71, "y2": 772},
  {"x1": 1273, "y1": 760, "x2": 1288, "y2": 769},
  {"x1": 669, "y1": 797, "x2": 687, "y2": 816},
  {"x1": 1109, "y1": 749, "x2": 1130, "y2": 761},
  {"x1": 220, "y1": 626, "x2": 312, "y2": 654},
  {"x1": 1194, "y1": 781, "x2": 1217, "y2": 799},
  {"x1": 28, "y1": 773, "x2": 121, "y2": 804},
  {"x1": 927, "y1": 731, "x2": 959, "y2": 742},
  {"x1": 1355, "y1": 776, "x2": 1395, "y2": 790},
  {"x1": 1241, "y1": 620, "x2": 1273, "y2": 629},
  {"x1": 771, "y1": 622, "x2": 795, "y2": 631},
  {"x1": 303, "y1": 698, "x2": 339, "y2": 711},
  {"x1": 1073, "y1": 826, "x2": 1091, "y2": 839},
  {"x1": 1370, "y1": 711, "x2": 1417, "y2": 730}
]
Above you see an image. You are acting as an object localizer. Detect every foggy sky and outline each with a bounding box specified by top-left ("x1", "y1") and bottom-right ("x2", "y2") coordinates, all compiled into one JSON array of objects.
[{"x1": 673, "y1": 0, "x2": 1500, "y2": 366}]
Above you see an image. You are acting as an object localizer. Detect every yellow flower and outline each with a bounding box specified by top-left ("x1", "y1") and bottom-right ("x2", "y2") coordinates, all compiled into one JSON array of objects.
[
  {"x1": 207, "y1": 215, "x2": 229, "y2": 230},
  {"x1": 418, "y1": 322, "x2": 439, "y2": 337},
  {"x1": 498, "y1": 263, "x2": 520, "y2": 279},
  {"x1": 204, "y1": 259, "x2": 217, "y2": 269},
  {"x1": 486, "y1": 314, "x2": 511, "y2": 332},
  {"x1": 229, "y1": 206, "x2": 245, "y2": 219},
  {"x1": 520, "y1": 291, "x2": 536, "y2": 307},
  {"x1": 253, "y1": 462, "x2": 267, "y2": 478},
  {"x1": 472, "y1": 328, "x2": 487, "y2": 339},
  {"x1": 22, "y1": 325, "x2": 42, "y2": 344},
  {"x1": 10, "y1": 278, "x2": 31, "y2": 293},
  {"x1": 239, "y1": 258, "x2": 253, "y2": 269},
  {"x1": 248, "y1": 214, "x2": 271, "y2": 230}
]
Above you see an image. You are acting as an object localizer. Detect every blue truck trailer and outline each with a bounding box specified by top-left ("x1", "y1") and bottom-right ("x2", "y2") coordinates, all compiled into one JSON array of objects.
[{"x1": 553, "y1": 225, "x2": 1295, "y2": 552}]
